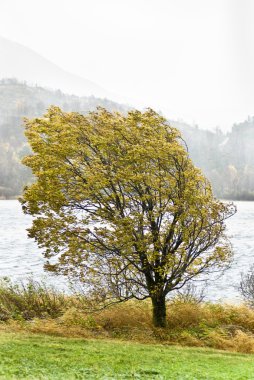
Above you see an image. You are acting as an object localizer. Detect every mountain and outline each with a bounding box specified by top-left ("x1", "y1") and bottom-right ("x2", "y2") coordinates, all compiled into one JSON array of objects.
[{"x1": 0, "y1": 36, "x2": 112, "y2": 99}]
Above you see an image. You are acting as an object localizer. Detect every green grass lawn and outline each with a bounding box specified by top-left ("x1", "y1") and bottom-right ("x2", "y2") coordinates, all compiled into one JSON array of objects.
[{"x1": 0, "y1": 332, "x2": 254, "y2": 379}]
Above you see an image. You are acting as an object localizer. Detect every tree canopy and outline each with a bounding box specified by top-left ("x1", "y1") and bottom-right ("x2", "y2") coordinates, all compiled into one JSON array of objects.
[{"x1": 21, "y1": 107, "x2": 236, "y2": 327}]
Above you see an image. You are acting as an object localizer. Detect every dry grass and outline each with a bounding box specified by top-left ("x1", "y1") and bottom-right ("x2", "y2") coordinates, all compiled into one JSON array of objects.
[
  {"x1": 2, "y1": 279, "x2": 254, "y2": 353},
  {"x1": 2, "y1": 300, "x2": 254, "y2": 353}
]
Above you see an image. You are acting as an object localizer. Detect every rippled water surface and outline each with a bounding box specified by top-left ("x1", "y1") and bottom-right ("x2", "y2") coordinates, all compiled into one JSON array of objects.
[
  {"x1": 0, "y1": 200, "x2": 59, "y2": 285},
  {"x1": 0, "y1": 200, "x2": 254, "y2": 301}
]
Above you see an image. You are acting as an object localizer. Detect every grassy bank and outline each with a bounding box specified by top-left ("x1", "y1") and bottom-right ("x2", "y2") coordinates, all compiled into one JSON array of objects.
[
  {"x1": 0, "y1": 331, "x2": 254, "y2": 379},
  {"x1": 2, "y1": 279, "x2": 254, "y2": 354}
]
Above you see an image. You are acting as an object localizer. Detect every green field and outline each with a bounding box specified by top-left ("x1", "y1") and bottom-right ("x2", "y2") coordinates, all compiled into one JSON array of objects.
[{"x1": 0, "y1": 332, "x2": 254, "y2": 379}]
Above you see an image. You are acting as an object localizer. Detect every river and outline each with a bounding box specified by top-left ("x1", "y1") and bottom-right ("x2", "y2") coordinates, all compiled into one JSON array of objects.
[{"x1": 0, "y1": 200, "x2": 254, "y2": 302}]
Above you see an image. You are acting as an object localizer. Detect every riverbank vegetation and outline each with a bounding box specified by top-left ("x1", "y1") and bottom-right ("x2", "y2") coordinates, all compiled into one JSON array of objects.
[{"x1": 1, "y1": 279, "x2": 254, "y2": 354}]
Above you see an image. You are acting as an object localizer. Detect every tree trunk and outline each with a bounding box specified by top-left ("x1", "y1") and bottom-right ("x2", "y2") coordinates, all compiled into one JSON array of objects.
[{"x1": 151, "y1": 295, "x2": 167, "y2": 327}]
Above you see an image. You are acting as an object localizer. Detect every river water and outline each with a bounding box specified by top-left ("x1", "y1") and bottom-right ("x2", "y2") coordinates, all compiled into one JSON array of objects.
[{"x1": 0, "y1": 200, "x2": 254, "y2": 302}]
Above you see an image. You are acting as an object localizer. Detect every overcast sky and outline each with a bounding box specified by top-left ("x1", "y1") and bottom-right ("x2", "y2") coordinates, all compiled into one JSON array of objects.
[{"x1": 0, "y1": 0, "x2": 254, "y2": 131}]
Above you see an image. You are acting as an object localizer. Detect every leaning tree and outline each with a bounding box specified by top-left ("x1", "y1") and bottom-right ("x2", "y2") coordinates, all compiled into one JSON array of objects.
[{"x1": 21, "y1": 106, "x2": 236, "y2": 327}]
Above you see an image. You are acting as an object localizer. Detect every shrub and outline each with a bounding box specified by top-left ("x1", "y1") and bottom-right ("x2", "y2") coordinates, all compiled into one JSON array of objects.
[
  {"x1": 239, "y1": 265, "x2": 254, "y2": 308},
  {"x1": 0, "y1": 278, "x2": 67, "y2": 320}
]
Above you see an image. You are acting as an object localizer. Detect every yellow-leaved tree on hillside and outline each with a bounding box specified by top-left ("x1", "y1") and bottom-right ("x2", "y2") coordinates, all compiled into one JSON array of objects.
[{"x1": 21, "y1": 107, "x2": 235, "y2": 327}]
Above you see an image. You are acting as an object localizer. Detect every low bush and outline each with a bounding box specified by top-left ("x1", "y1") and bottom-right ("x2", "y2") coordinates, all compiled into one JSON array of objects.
[
  {"x1": 239, "y1": 265, "x2": 254, "y2": 307},
  {"x1": 0, "y1": 278, "x2": 68, "y2": 320}
]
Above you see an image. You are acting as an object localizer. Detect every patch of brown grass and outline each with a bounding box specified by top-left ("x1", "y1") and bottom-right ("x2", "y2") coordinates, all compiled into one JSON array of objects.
[{"x1": 2, "y1": 280, "x2": 254, "y2": 353}]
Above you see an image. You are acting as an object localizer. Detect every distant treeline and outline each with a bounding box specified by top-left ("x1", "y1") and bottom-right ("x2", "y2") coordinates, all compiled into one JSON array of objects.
[
  {"x1": 173, "y1": 118, "x2": 254, "y2": 201},
  {"x1": 0, "y1": 78, "x2": 254, "y2": 200}
]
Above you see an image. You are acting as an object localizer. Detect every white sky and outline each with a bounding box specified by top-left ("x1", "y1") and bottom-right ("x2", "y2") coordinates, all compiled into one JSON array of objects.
[{"x1": 0, "y1": 0, "x2": 254, "y2": 131}]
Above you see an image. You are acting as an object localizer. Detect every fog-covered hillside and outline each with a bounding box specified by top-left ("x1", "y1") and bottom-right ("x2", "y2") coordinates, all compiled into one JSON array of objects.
[
  {"x1": 0, "y1": 79, "x2": 254, "y2": 200},
  {"x1": 0, "y1": 79, "x2": 127, "y2": 198},
  {"x1": 0, "y1": 36, "x2": 111, "y2": 98},
  {"x1": 173, "y1": 118, "x2": 254, "y2": 200}
]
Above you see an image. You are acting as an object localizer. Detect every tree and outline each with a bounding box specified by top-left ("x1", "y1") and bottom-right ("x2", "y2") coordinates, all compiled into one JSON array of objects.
[{"x1": 21, "y1": 107, "x2": 236, "y2": 327}]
